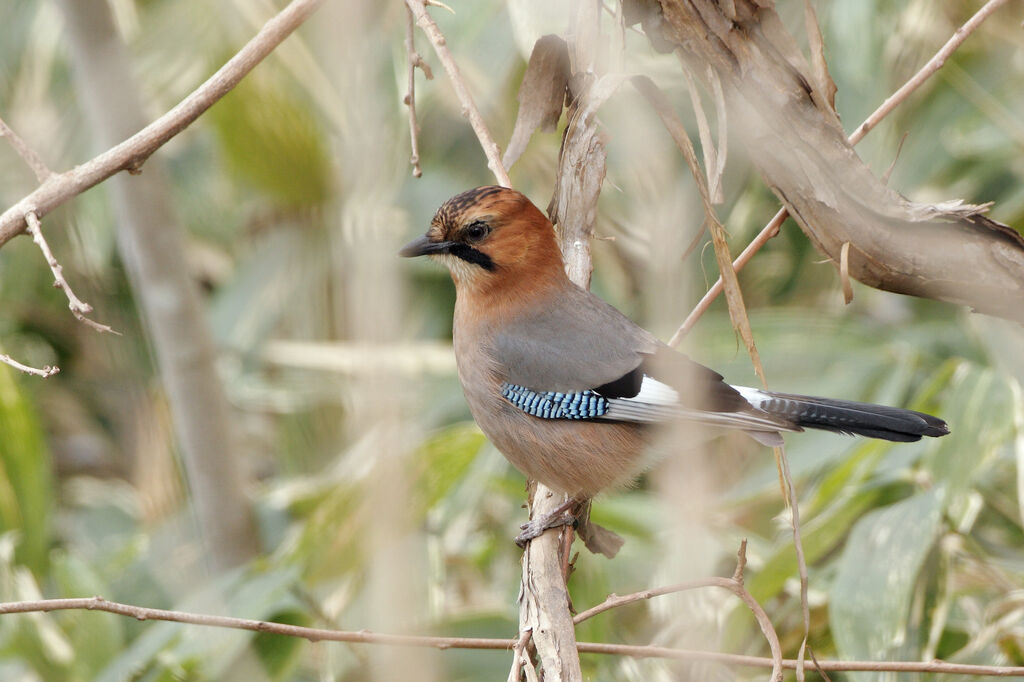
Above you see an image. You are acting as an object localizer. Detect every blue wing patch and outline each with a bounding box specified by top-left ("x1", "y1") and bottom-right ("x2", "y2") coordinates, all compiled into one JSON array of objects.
[{"x1": 501, "y1": 383, "x2": 608, "y2": 420}]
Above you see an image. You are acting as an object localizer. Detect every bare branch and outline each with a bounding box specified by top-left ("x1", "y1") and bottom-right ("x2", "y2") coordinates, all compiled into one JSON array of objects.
[
  {"x1": 517, "y1": 487, "x2": 583, "y2": 682},
  {"x1": 506, "y1": 628, "x2": 534, "y2": 682},
  {"x1": 672, "y1": 0, "x2": 1013, "y2": 339},
  {"x1": 3, "y1": 597, "x2": 1023, "y2": 676},
  {"x1": 572, "y1": 540, "x2": 783, "y2": 682},
  {"x1": 0, "y1": 354, "x2": 60, "y2": 378},
  {"x1": 776, "y1": 444, "x2": 810, "y2": 681},
  {"x1": 848, "y1": 0, "x2": 1011, "y2": 146},
  {"x1": 404, "y1": 0, "x2": 512, "y2": 187},
  {"x1": 24, "y1": 212, "x2": 117, "y2": 335},
  {"x1": 0, "y1": 0, "x2": 325, "y2": 248},
  {"x1": 0, "y1": 116, "x2": 52, "y2": 182},
  {"x1": 575, "y1": 642, "x2": 1024, "y2": 677},
  {"x1": 668, "y1": 207, "x2": 786, "y2": 346},
  {"x1": 404, "y1": 6, "x2": 431, "y2": 178}
]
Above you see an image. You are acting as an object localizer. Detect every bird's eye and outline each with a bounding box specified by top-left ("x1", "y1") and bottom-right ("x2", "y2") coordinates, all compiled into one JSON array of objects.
[{"x1": 464, "y1": 221, "x2": 490, "y2": 242}]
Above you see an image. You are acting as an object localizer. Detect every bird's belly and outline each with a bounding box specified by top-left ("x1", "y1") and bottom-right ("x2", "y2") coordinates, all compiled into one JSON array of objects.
[{"x1": 464, "y1": 386, "x2": 648, "y2": 497}]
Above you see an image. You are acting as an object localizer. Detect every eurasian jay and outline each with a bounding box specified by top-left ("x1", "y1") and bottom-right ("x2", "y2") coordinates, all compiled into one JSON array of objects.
[{"x1": 401, "y1": 186, "x2": 949, "y2": 537}]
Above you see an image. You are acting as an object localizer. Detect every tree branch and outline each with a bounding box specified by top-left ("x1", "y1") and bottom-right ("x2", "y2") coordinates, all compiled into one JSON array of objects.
[
  {"x1": 25, "y1": 211, "x2": 117, "y2": 335},
  {"x1": 404, "y1": 6, "x2": 433, "y2": 178},
  {"x1": 0, "y1": 354, "x2": 59, "y2": 378},
  {"x1": 573, "y1": 540, "x2": 784, "y2": 681},
  {"x1": 666, "y1": 0, "x2": 1019, "y2": 338},
  {"x1": 2, "y1": 598, "x2": 1023, "y2": 676},
  {"x1": 0, "y1": 0, "x2": 325, "y2": 249},
  {"x1": 0, "y1": 115, "x2": 52, "y2": 182},
  {"x1": 404, "y1": 0, "x2": 512, "y2": 187}
]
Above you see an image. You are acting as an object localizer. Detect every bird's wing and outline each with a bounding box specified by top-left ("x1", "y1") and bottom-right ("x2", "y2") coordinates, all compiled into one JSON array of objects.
[
  {"x1": 491, "y1": 283, "x2": 656, "y2": 393},
  {"x1": 491, "y1": 284, "x2": 795, "y2": 437}
]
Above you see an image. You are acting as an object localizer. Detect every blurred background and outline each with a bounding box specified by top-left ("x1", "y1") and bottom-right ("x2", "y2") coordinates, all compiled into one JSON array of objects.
[{"x1": 0, "y1": 0, "x2": 1022, "y2": 680}]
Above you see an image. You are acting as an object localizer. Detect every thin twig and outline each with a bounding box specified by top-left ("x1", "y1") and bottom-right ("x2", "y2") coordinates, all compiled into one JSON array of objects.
[
  {"x1": 776, "y1": 443, "x2": 811, "y2": 682},
  {"x1": 808, "y1": 646, "x2": 835, "y2": 682},
  {"x1": 24, "y1": 212, "x2": 118, "y2": 335},
  {"x1": 404, "y1": 6, "x2": 432, "y2": 178},
  {"x1": 668, "y1": 206, "x2": 786, "y2": 346},
  {"x1": 404, "y1": 0, "x2": 512, "y2": 187},
  {"x1": 572, "y1": 540, "x2": 784, "y2": 682},
  {"x1": 0, "y1": 0, "x2": 325, "y2": 248},
  {"x1": 848, "y1": 0, "x2": 1010, "y2": 146},
  {"x1": 0, "y1": 354, "x2": 59, "y2": 378},
  {"x1": 572, "y1": 578, "x2": 733, "y2": 625},
  {"x1": 0, "y1": 116, "x2": 52, "y2": 182},
  {"x1": 2, "y1": 598, "x2": 1023, "y2": 676},
  {"x1": 671, "y1": 0, "x2": 1009, "y2": 339},
  {"x1": 507, "y1": 628, "x2": 533, "y2": 682},
  {"x1": 575, "y1": 642, "x2": 1024, "y2": 676}
]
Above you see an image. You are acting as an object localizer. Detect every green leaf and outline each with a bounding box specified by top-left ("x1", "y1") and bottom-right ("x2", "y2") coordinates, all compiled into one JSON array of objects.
[
  {"x1": 207, "y1": 64, "x2": 334, "y2": 208},
  {"x1": 0, "y1": 362, "x2": 53, "y2": 575},
  {"x1": 830, "y1": 489, "x2": 943, "y2": 664},
  {"x1": 414, "y1": 423, "x2": 487, "y2": 513}
]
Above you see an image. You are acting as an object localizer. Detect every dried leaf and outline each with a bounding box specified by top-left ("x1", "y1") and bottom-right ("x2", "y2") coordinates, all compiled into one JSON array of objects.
[
  {"x1": 549, "y1": 73, "x2": 627, "y2": 288},
  {"x1": 682, "y1": 67, "x2": 724, "y2": 204},
  {"x1": 633, "y1": 75, "x2": 767, "y2": 384},
  {"x1": 502, "y1": 35, "x2": 570, "y2": 170},
  {"x1": 840, "y1": 241, "x2": 853, "y2": 304}
]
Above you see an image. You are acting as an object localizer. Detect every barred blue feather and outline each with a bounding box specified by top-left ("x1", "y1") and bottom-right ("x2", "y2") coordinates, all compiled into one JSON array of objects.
[{"x1": 501, "y1": 383, "x2": 608, "y2": 419}]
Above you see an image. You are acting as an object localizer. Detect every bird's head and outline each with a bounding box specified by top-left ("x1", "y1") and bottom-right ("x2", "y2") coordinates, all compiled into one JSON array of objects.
[{"x1": 400, "y1": 186, "x2": 564, "y2": 291}]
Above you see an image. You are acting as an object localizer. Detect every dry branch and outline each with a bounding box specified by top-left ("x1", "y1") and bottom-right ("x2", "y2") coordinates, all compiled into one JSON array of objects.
[
  {"x1": 405, "y1": 0, "x2": 512, "y2": 187},
  {"x1": 516, "y1": 486, "x2": 582, "y2": 682},
  {"x1": 573, "y1": 541, "x2": 784, "y2": 682},
  {"x1": 0, "y1": 0, "x2": 325, "y2": 248},
  {"x1": 671, "y1": 0, "x2": 1011, "y2": 339},
  {"x1": 25, "y1": 211, "x2": 117, "y2": 334},
  {"x1": 2, "y1": 598, "x2": 1023, "y2": 677},
  {"x1": 403, "y1": 6, "x2": 432, "y2": 178},
  {"x1": 0, "y1": 354, "x2": 59, "y2": 378},
  {"x1": 647, "y1": 0, "x2": 1023, "y2": 324}
]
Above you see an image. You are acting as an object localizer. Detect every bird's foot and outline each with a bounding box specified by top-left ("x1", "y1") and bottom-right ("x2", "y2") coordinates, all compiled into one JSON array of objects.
[{"x1": 515, "y1": 509, "x2": 577, "y2": 547}]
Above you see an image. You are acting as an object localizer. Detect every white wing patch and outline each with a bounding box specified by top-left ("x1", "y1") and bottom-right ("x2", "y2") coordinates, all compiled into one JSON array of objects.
[
  {"x1": 733, "y1": 385, "x2": 770, "y2": 410},
  {"x1": 601, "y1": 376, "x2": 796, "y2": 433}
]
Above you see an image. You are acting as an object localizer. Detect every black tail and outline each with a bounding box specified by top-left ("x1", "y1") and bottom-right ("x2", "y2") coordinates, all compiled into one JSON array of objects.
[{"x1": 745, "y1": 389, "x2": 950, "y2": 443}]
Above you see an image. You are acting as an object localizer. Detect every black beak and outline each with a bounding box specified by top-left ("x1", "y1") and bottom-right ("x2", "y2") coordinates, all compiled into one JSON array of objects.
[{"x1": 399, "y1": 235, "x2": 455, "y2": 258}]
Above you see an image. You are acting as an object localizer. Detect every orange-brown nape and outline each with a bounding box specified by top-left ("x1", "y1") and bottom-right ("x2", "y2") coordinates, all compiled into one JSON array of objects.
[{"x1": 399, "y1": 186, "x2": 567, "y2": 296}]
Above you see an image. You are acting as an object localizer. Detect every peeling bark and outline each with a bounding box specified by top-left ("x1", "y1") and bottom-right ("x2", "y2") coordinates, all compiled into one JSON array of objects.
[{"x1": 640, "y1": 0, "x2": 1024, "y2": 322}]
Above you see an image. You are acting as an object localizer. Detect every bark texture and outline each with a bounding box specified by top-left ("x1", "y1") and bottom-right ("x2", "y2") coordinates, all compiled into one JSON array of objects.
[{"x1": 640, "y1": 0, "x2": 1024, "y2": 321}]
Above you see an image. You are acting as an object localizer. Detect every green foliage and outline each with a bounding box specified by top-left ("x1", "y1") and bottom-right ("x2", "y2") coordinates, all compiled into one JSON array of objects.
[
  {"x1": 207, "y1": 65, "x2": 334, "y2": 209},
  {"x1": 0, "y1": 364, "x2": 52, "y2": 576}
]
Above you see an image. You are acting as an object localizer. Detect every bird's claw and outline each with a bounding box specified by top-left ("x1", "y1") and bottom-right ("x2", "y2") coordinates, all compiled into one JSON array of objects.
[{"x1": 515, "y1": 511, "x2": 576, "y2": 547}]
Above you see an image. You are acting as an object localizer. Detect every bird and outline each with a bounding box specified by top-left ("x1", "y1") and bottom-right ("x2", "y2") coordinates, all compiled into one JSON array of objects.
[{"x1": 400, "y1": 186, "x2": 949, "y2": 543}]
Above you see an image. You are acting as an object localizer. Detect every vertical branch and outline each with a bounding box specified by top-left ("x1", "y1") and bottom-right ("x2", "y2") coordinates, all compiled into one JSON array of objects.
[
  {"x1": 405, "y1": 0, "x2": 511, "y2": 187},
  {"x1": 56, "y1": 0, "x2": 259, "y2": 571},
  {"x1": 512, "y1": 5, "x2": 610, "y2": 681},
  {"x1": 404, "y1": 7, "x2": 433, "y2": 178}
]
